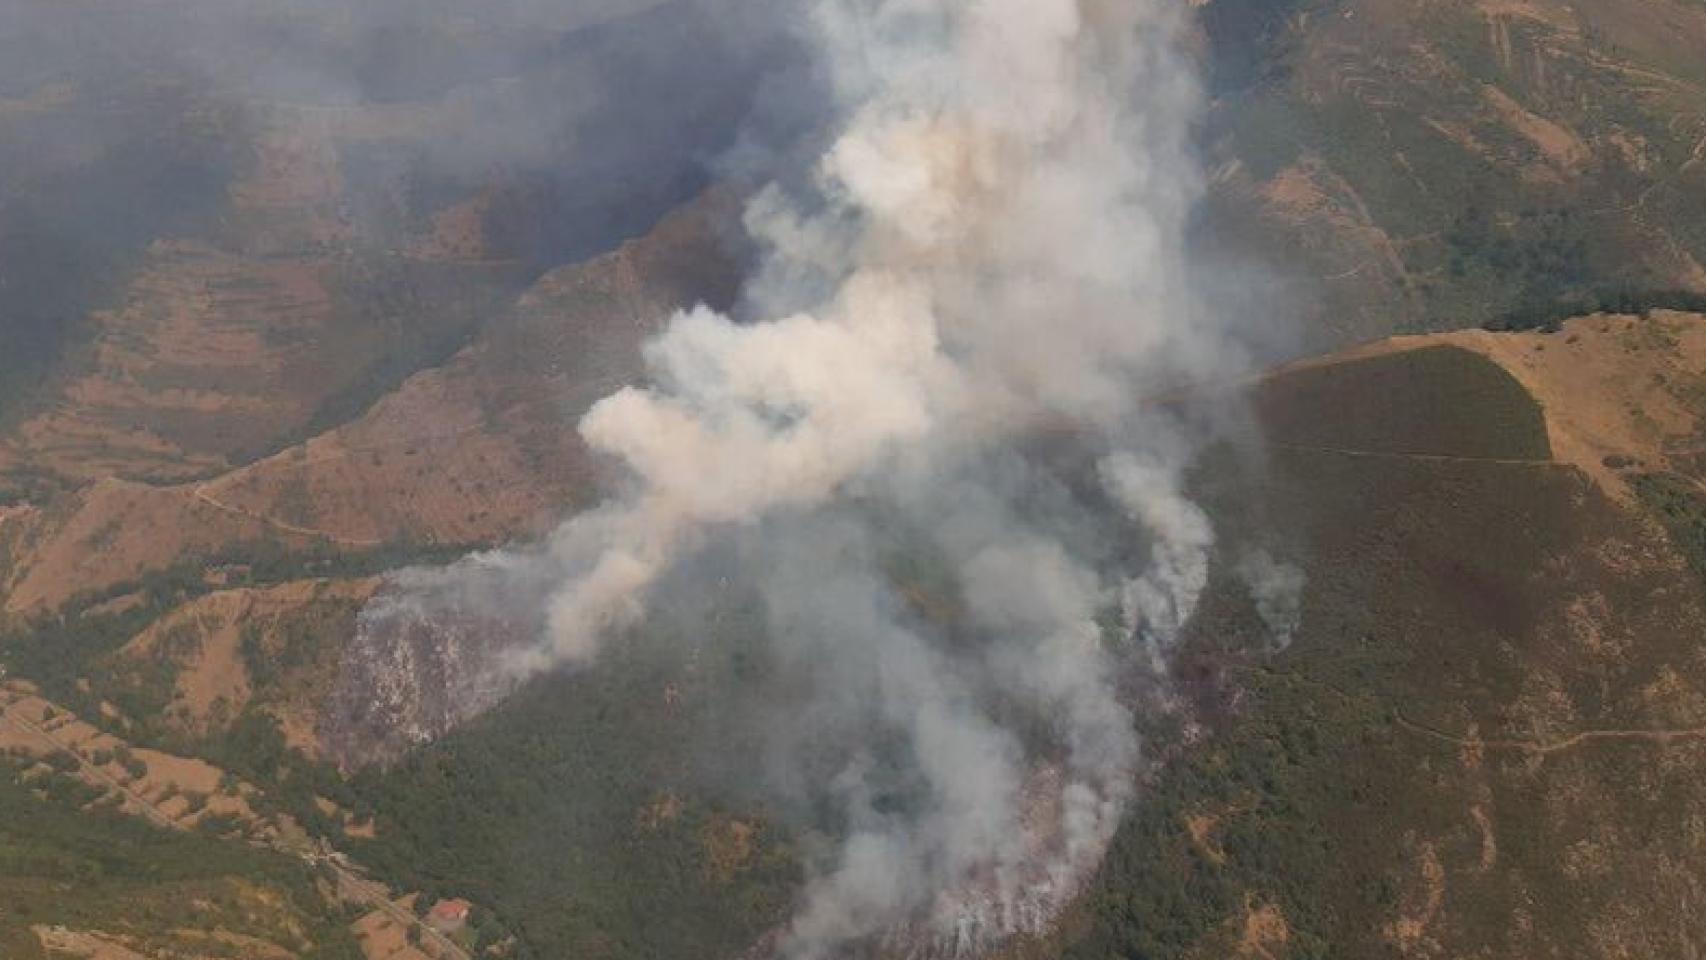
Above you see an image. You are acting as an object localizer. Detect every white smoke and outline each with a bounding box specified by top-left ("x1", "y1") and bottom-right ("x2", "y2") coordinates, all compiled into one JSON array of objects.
[
  {"x1": 533, "y1": 0, "x2": 1223, "y2": 658},
  {"x1": 1102, "y1": 450, "x2": 1216, "y2": 670},
  {"x1": 1236, "y1": 547, "x2": 1307, "y2": 651},
  {"x1": 375, "y1": 0, "x2": 1265, "y2": 953}
]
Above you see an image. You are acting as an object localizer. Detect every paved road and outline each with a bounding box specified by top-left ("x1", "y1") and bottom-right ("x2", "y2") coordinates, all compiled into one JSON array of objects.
[
  {"x1": 0, "y1": 690, "x2": 470, "y2": 960},
  {"x1": 315, "y1": 856, "x2": 472, "y2": 960},
  {"x1": 0, "y1": 700, "x2": 178, "y2": 831}
]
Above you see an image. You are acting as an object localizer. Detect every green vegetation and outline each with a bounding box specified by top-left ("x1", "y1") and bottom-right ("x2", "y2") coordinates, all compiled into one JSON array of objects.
[
  {"x1": 1632, "y1": 472, "x2": 1706, "y2": 583},
  {"x1": 3, "y1": 533, "x2": 790, "y2": 960},
  {"x1": 0, "y1": 760, "x2": 363, "y2": 959},
  {"x1": 1256, "y1": 345, "x2": 1552, "y2": 460},
  {"x1": 348, "y1": 614, "x2": 799, "y2": 960},
  {"x1": 0, "y1": 538, "x2": 469, "y2": 848},
  {"x1": 0, "y1": 488, "x2": 807, "y2": 960},
  {"x1": 1208, "y1": 0, "x2": 1706, "y2": 339},
  {"x1": 1052, "y1": 344, "x2": 1706, "y2": 958},
  {"x1": 0, "y1": 537, "x2": 467, "y2": 711},
  {"x1": 204, "y1": 707, "x2": 367, "y2": 839},
  {"x1": 1062, "y1": 669, "x2": 1408, "y2": 959},
  {"x1": 237, "y1": 597, "x2": 363, "y2": 695},
  {"x1": 1442, "y1": 204, "x2": 1595, "y2": 302},
  {"x1": 1487, "y1": 289, "x2": 1706, "y2": 334},
  {"x1": 1198, "y1": 0, "x2": 1325, "y2": 95}
]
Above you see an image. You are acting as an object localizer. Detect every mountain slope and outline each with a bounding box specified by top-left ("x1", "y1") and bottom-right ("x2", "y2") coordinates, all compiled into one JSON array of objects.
[
  {"x1": 7, "y1": 2, "x2": 1706, "y2": 957},
  {"x1": 1205, "y1": 0, "x2": 1706, "y2": 345},
  {"x1": 0, "y1": 192, "x2": 739, "y2": 619},
  {"x1": 1048, "y1": 312, "x2": 1706, "y2": 959}
]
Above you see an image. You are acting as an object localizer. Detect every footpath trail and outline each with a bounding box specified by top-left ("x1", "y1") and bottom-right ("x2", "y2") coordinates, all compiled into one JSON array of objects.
[
  {"x1": 187, "y1": 423, "x2": 502, "y2": 549},
  {"x1": 1229, "y1": 665, "x2": 1706, "y2": 760},
  {"x1": 1393, "y1": 711, "x2": 1706, "y2": 757},
  {"x1": 192, "y1": 484, "x2": 384, "y2": 548},
  {"x1": 1266, "y1": 440, "x2": 1563, "y2": 468}
]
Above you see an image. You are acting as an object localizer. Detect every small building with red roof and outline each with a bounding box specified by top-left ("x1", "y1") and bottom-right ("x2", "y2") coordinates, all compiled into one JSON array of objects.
[{"x1": 426, "y1": 898, "x2": 472, "y2": 934}]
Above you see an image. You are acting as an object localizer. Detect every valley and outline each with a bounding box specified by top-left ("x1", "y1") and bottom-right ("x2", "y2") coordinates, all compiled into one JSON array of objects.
[{"x1": 5, "y1": 0, "x2": 1706, "y2": 957}]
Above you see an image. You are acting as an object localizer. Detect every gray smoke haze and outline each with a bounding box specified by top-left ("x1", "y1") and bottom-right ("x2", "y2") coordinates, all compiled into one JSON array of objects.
[
  {"x1": 357, "y1": 0, "x2": 1301, "y2": 954},
  {"x1": 0, "y1": 0, "x2": 794, "y2": 394},
  {"x1": 2, "y1": 0, "x2": 1304, "y2": 947}
]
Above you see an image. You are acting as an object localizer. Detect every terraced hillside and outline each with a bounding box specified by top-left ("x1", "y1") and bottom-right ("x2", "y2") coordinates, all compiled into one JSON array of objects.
[
  {"x1": 0, "y1": 0, "x2": 765, "y2": 495},
  {"x1": 0, "y1": 82, "x2": 528, "y2": 488},
  {"x1": 0, "y1": 192, "x2": 742, "y2": 788}
]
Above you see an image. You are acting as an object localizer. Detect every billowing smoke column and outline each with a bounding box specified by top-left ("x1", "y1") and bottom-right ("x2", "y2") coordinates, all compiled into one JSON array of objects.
[
  {"x1": 369, "y1": 0, "x2": 1279, "y2": 954},
  {"x1": 535, "y1": 0, "x2": 1220, "y2": 665}
]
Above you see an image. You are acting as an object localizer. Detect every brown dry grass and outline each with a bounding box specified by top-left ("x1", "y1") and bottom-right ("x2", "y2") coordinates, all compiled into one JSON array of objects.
[
  {"x1": 1237, "y1": 900, "x2": 1291, "y2": 960},
  {"x1": 1184, "y1": 813, "x2": 1228, "y2": 866},
  {"x1": 1479, "y1": 85, "x2": 1590, "y2": 179},
  {"x1": 1278, "y1": 311, "x2": 1706, "y2": 502},
  {"x1": 31, "y1": 927, "x2": 150, "y2": 960},
  {"x1": 0, "y1": 192, "x2": 737, "y2": 619},
  {"x1": 0, "y1": 239, "x2": 343, "y2": 484},
  {"x1": 195, "y1": 367, "x2": 571, "y2": 548},
  {"x1": 190, "y1": 192, "x2": 739, "y2": 549},
  {"x1": 166, "y1": 929, "x2": 296, "y2": 960},
  {"x1": 407, "y1": 192, "x2": 501, "y2": 263},
  {"x1": 1260, "y1": 158, "x2": 1409, "y2": 282},
  {"x1": 1455, "y1": 312, "x2": 1706, "y2": 498},
  {"x1": 1385, "y1": 841, "x2": 1446, "y2": 955},
  {"x1": 0, "y1": 479, "x2": 275, "y2": 614},
  {"x1": 351, "y1": 909, "x2": 435, "y2": 960},
  {"x1": 701, "y1": 817, "x2": 760, "y2": 884},
  {"x1": 2, "y1": 687, "x2": 261, "y2": 830},
  {"x1": 119, "y1": 579, "x2": 380, "y2": 739}
]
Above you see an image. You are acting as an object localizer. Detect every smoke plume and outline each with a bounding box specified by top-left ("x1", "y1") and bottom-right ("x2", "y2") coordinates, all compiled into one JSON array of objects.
[{"x1": 366, "y1": 0, "x2": 1276, "y2": 953}]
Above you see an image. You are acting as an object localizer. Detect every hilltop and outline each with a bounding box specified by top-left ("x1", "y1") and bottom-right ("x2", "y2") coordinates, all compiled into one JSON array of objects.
[
  {"x1": 1046, "y1": 310, "x2": 1706, "y2": 959},
  {"x1": 4, "y1": 0, "x2": 1706, "y2": 957}
]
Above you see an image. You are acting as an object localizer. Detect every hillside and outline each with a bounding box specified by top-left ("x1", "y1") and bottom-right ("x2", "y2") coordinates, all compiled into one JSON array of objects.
[
  {"x1": 0, "y1": 0, "x2": 764, "y2": 496},
  {"x1": 0, "y1": 192, "x2": 742, "y2": 779},
  {"x1": 1203, "y1": 0, "x2": 1706, "y2": 344},
  {"x1": 0, "y1": 85, "x2": 526, "y2": 489},
  {"x1": 6, "y1": 1, "x2": 1706, "y2": 958},
  {"x1": 0, "y1": 672, "x2": 513, "y2": 959},
  {"x1": 0, "y1": 191, "x2": 737, "y2": 611},
  {"x1": 1047, "y1": 313, "x2": 1706, "y2": 959},
  {"x1": 10, "y1": 294, "x2": 1706, "y2": 960},
  {"x1": 178, "y1": 310, "x2": 1706, "y2": 960}
]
